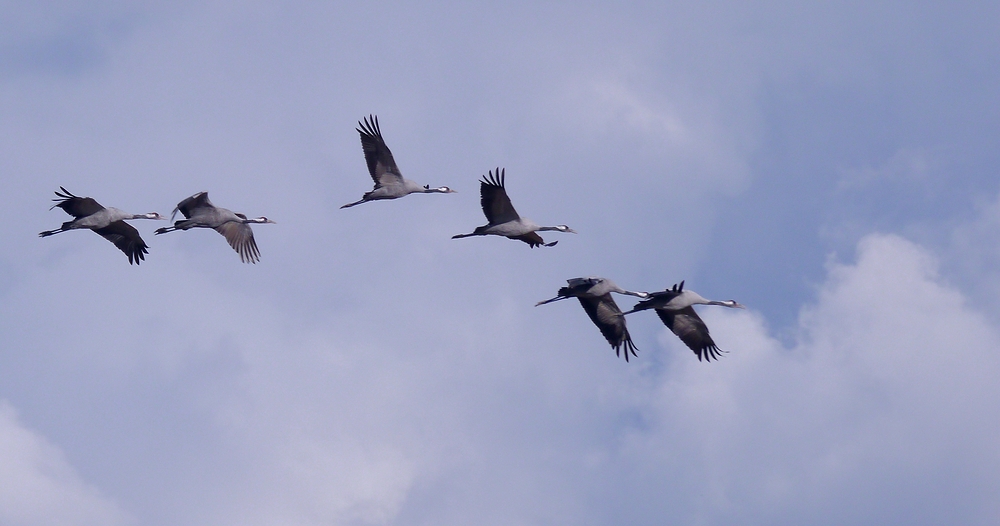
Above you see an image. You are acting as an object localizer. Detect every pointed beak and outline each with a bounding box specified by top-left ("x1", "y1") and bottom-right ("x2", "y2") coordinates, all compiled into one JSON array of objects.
[{"x1": 266, "y1": 219, "x2": 277, "y2": 224}]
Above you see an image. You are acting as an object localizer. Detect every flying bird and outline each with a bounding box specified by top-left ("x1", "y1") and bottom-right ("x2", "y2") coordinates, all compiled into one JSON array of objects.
[
  {"x1": 536, "y1": 277, "x2": 648, "y2": 361},
  {"x1": 623, "y1": 281, "x2": 744, "y2": 361},
  {"x1": 341, "y1": 115, "x2": 456, "y2": 208},
  {"x1": 155, "y1": 192, "x2": 275, "y2": 263},
  {"x1": 39, "y1": 187, "x2": 165, "y2": 265},
  {"x1": 452, "y1": 168, "x2": 575, "y2": 247}
]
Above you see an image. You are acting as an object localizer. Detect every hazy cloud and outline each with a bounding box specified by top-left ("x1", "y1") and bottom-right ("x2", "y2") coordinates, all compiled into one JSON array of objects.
[{"x1": 0, "y1": 401, "x2": 130, "y2": 526}]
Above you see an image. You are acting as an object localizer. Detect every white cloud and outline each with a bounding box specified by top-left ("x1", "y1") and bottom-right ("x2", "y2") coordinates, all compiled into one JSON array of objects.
[
  {"x1": 0, "y1": 401, "x2": 130, "y2": 526},
  {"x1": 617, "y1": 233, "x2": 1000, "y2": 524}
]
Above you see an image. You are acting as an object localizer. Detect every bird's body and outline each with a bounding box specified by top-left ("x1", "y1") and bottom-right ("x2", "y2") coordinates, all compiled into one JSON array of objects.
[
  {"x1": 341, "y1": 115, "x2": 455, "y2": 208},
  {"x1": 452, "y1": 168, "x2": 574, "y2": 247},
  {"x1": 39, "y1": 187, "x2": 165, "y2": 265},
  {"x1": 536, "y1": 277, "x2": 648, "y2": 361},
  {"x1": 155, "y1": 192, "x2": 274, "y2": 263},
  {"x1": 623, "y1": 281, "x2": 744, "y2": 361}
]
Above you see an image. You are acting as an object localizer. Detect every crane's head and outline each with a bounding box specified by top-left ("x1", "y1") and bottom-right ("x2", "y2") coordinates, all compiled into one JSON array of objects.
[
  {"x1": 710, "y1": 300, "x2": 745, "y2": 309},
  {"x1": 555, "y1": 225, "x2": 576, "y2": 234},
  {"x1": 143, "y1": 212, "x2": 168, "y2": 220},
  {"x1": 425, "y1": 185, "x2": 456, "y2": 194},
  {"x1": 247, "y1": 216, "x2": 276, "y2": 224}
]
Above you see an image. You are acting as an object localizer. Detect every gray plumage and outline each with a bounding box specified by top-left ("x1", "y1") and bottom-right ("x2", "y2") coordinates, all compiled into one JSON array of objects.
[
  {"x1": 39, "y1": 187, "x2": 165, "y2": 265},
  {"x1": 452, "y1": 168, "x2": 575, "y2": 248},
  {"x1": 536, "y1": 277, "x2": 648, "y2": 361},
  {"x1": 154, "y1": 192, "x2": 275, "y2": 263},
  {"x1": 341, "y1": 115, "x2": 456, "y2": 208},
  {"x1": 623, "y1": 281, "x2": 744, "y2": 362}
]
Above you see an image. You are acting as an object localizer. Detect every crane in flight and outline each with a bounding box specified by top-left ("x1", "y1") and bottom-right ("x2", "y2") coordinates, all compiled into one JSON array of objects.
[
  {"x1": 39, "y1": 187, "x2": 165, "y2": 265},
  {"x1": 155, "y1": 192, "x2": 274, "y2": 263},
  {"x1": 452, "y1": 168, "x2": 574, "y2": 247},
  {"x1": 342, "y1": 115, "x2": 456, "y2": 208},
  {"x1": 536, "y1": 277, "x2": 647, "y2": 361},
  {"x1": 623, "y1": 281, "x2": 744, "y2": 361}
]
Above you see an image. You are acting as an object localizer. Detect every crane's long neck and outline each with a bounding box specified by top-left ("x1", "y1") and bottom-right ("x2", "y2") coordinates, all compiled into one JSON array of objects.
[
  {"x1": 613, "y1": 287, "x2": 648, "y2": 298},
  {"x1": 705, "y1": 299, "x2": 744, "y2": 308}
]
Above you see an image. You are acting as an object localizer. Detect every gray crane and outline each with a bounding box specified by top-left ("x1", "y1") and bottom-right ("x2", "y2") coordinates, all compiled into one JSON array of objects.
[
  {"x1": 155, "y1": 192, "x2": 275, "y2": 263},
  {"x1": 342, "y1": 115, "x2": 456, "y2": 208},
  {"x1": 39, "y1": 187, "x2": 165, "y2": 265},
  {"x1": 536, "y1": 277, "x2": 648, "y2": 361},
  {"x1": 623, "y1": 281, "x2": 744, "y2": 361},
  {"x1": 452, "y1": 168, "x2": 575, "y2": 247}
]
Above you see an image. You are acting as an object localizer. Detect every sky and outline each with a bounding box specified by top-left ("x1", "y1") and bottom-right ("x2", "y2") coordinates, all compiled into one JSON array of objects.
[{"x1": 1, "y1": 1, "x2": 999, "y2": 524}]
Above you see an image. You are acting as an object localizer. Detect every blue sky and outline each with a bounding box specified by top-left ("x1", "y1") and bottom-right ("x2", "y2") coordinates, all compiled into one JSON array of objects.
[{"x1": 1, "y1": 2, "x2": 999, "y2": 525}]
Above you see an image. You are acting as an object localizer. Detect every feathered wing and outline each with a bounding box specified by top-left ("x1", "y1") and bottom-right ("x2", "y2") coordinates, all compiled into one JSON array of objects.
[
  {"x1": 174, "y1": 192, "x2": 214, "y2": 220},
  {"x1": 577, "y1": 294, "x2": 638, "y2": 361},
  {"x1": 215, "y1": 221, "x2": 261, "y2": 263},
  {"x1": 357, "y1": 115, "x2": 402, "y2": 188},
  {"x1": 479, "y1": 169, "x2": 520, "y2": 225},
  {"x1": 655, "y1": 306, "x2": 725, "y2": 361},
  {"x1": 565, "y1": 277, "x2": 601, "y2": 290},
  {"x1": 52, "y1": 187, "x2": 104, "y2": 218},
  {"x1": 93, "y1": 220, "x2": 149, "y2": 265},
  {"x1": 512, "y1": 232, "x2": 547, "y2": 248}
]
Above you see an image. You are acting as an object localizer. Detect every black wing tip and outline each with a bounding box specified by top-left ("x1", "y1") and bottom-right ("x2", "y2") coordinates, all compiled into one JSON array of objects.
[
  {"x1": 127, "y1": 244, "x2": 149, "y2": 265},
  {"x1": 697, "y1": 344, "x2": 728, "y2": 362},
  {"x1": 614, "y1": 336, "x2": 640, "y2": 362},
  {"x1": 50, "y1": 186, "x2": 79, "y2": 209},
  {"x1": 54, "y1": 186, "x2": 77, "y2": 199},
  {"x1": 481, "y1": 167, "x2": 506, "y2": 188},
  {"x1": 357, "y1": 114, "x2": 382, "y2": 138}
]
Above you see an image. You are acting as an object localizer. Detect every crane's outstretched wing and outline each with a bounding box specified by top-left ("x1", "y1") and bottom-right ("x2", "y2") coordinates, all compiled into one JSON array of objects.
[
  {"x1": 173, "y1": 192, "x2": 214, "y2": 220},
  {"x1": 51, "y1": 187, "x2": 104, "y2": 218},
  {"x1": 565, "y1": 277, "x2": 601, "y2": 291},
  {"x1": 512, "y1": 232, "x2": 551, "y2": 248},
  {"x1": 480, "y1": 168, "x2": 520, "y2": 224},
  {"x1": 577, "y1": 294, "x2": 638, "y2": 361},
  {"x1": 215, "y1": 219, "x2": 261, "y2": 263},
  {"x1": 357, "y1": 115, "x2": 403, "y2": 188},
  {"x1": 656, "y1": 306, "x2": 725, "y2": 362},
  {"x1": 93, "y1": 220, "x2": 149, "y2": 265}
]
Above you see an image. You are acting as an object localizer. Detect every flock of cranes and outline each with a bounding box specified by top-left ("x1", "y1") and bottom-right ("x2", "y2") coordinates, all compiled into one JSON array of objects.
[
  {"x1": 535, "y1": 278, "x2": 744, "y2": 362},
  {"x1": 39, "y1": 115, "x2": 744, "y2": 362}
]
